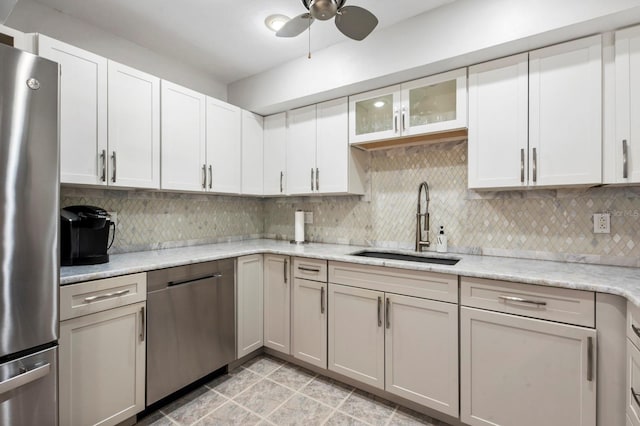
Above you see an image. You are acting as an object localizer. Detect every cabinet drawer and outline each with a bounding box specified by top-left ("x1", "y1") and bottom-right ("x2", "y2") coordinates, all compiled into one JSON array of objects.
[
  {"x1": 628, "y1": 339, "x2": 640, "y2": 426},
  {"x1": 628, "y1": 302, "x2": 640, "y2": 350},
  {"x1": 60, "y1": 273, "x2": 147, "y2": 321},
  {"x1": 461, "y1": 276, "x2": 594, "y2": 327},
  {"x1": 293, "y1": 257, "x2": 327, "y2": 282},
  {"x1": 329, "y1": 261, "x2": 457, "y2": 303}
]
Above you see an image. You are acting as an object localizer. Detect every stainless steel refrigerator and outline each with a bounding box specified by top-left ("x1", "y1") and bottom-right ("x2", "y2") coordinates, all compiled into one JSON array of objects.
[{"x1": 0, "y1": 43, "x2": 59, "y2": 425}]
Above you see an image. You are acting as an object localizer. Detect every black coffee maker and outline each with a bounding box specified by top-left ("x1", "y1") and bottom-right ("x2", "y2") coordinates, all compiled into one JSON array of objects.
[{"x1": 60, "y1": 205, "x2": 115, "y2": 266}]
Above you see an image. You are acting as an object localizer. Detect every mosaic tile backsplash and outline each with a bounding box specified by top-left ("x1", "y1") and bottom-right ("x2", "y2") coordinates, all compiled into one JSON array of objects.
[
  {"x1": 63, "y1": 141, "x2": 640, "y2": 266},
  {"x1": 263, "y1": 141, "x2": 640, "y2": 267},
  {"x1": 61, "y1": 188, "x2": 264, "y2": 254}
]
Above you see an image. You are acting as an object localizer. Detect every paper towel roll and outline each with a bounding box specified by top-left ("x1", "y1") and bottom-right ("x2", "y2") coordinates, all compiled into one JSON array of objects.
[{"x1": 295, "y1": 210, "x2": 305, "y2": 243}]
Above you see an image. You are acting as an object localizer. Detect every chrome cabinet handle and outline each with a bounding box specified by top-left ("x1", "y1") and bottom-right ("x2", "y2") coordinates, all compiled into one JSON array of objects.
[
  {"x1": 320, "y1": 286, "x2": 325, "y2": 314},
  {"x1": 385, "y1": 297, "x2": 390, "y2": 329},
  {"x1": 311, "y1": 168, "x2": 314, "y2": 191},
  {"x1": 316, "y1": 168, "x2": 319, "y2": 191},
  {"x1": 498, "y1": 295, "x2": 546, "y2": 307},
  {"x1": 0, "y1": 363, "x2": 50, "y2": 396},
  {"x1": 283, "y1": 258, "x2": 288, "y2": 284},
  {"x1": 100, "y1": 150, "x2": 106, "y2": 182},
  {"x1": 623, "y1": 139, "x2": 629, "y2": 179},
  {"x1": 208, "y1": 165, "x2": 213, "y2": 189},
  {"x1": 280, "y1": 171, "x2": 284, "y2": 193},
  {"x1": 520, "y1": 148, "x2": 525, "y2": 183},
  {"x1": 632, "y1": 324, "x2": 640, "y2": 339},
  {"x1": 532, "y1": 147, "x2": 537, "y2": 183},
  {"x1": 587, "y1": 336, "x2": 594, "y2": 381},
  {"x1": 111, "y1": 151, "x2": 117, "y2": 183},
  {"x1": 298, "y1": 266, "x2": 320, "y2": 273},
  {"x1": 632, "y1": 387, "x2": 640, "y2": 408},
  {"x1": 202, "y1": 164, "x2": 207, "y2": 189},
  {"x1": 139, "y1": 306, "x2": 145, "y2": 342},
  {"x1": 394, "y1": 111, "x2": 398, "y2": 133},
  {"x1": 401, "y1": 108, "x2": 406, "y2": 131},
  {"x1": 84, "y1": 289, "x2": 130, "y2": 303},
  {"x1": 377, "y1": 296, "x2": 382, "y2": 327}
]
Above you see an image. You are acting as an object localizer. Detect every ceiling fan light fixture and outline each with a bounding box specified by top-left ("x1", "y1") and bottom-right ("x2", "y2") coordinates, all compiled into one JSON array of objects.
[
  {"x1": 265, "y1": 14, "x2": 290, "y2": 32},
  {"x1": 309, "y1": 0, "x2": 338, "y2": 21}
]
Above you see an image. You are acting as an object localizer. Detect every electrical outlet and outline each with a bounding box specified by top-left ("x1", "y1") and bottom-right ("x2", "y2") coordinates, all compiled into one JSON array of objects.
[
  {"x1": 304, "y1": 211, "x2": 313, "y2": 224},
  {"x1": 593, "y1": 213, "x2": 610, "y2": 234},
  {"x1": 108, "y1": 211, "x2": 118, "y2": 228}
]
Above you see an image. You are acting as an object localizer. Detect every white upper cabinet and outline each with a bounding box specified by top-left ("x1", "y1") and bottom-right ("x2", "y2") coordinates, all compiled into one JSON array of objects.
[
  {"x1": 469, "y1": 35, "x2": 602, "y2": 190},
  {"x1": 349, "y1": 69, "x2": 467, "y2": 145},
  {"x1": 529, "y1": 35, "x2": 602, "y2": 187},
  {"x1": 161, "y1": 80, "x2": 207, "y2": 192},
  {"x1": 263, "y1": 113, "x2": 287, "y2": 196},
  {"x1": 287, "y1": 98, "x2": 366, "y2": 196},
  {"x1": 316, "y1": 98, "x2": 348, "y2": 193},
  {"x1": 468, "y1": 54, "x2": 529, "y2": 189},
  {"x1": 286, "y1": 104, "x2": 317, "y2": 195},
  {"x1": 206, "y1": 97, "x2": 242, "y2": 194},
  {"x1": 38, "y1": 35, "x2": 108, "y2": 186},
  {"x1": 613, "y1": 25, "x2": 640, "y2": 184},
  {"x1": 107, "y1": 61, "x2": 160, "y2": 189},
  {"x1": 241, "y1": 111, "x2": 264, "y2": 195},
  {"x1": 349, "y1": 85, "x2": 401, "y2": 144}
]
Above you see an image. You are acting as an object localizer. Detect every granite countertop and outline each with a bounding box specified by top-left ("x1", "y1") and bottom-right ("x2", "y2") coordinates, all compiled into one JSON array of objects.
[{"x1": 60, "y1": 239, "x2": 640, "y2": 306}]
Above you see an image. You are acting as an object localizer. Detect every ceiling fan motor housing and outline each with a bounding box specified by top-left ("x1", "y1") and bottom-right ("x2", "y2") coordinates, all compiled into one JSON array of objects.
[{"x1": 306, "y1": 0, "x2": 344, "y2": 20}]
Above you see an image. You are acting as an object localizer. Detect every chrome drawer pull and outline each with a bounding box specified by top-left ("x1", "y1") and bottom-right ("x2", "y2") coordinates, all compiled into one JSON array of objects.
[
  {"x1": 84, "y1": 289, "x2": 130, "y2": 303},
  {"x1": 100, "y1": 149, "x2": 106, "y2": 182},
  {"x1": 520, "y1": 148, "x2": 525, "y2": 183},
  {"x1": 377, "y1": 296, "x2": 382, "y2": 327},
  {"x1": 498, "y1": 295, "x2": 546, "y2": 307},
  {"x1": 632, "y1": 387, "x2": 640, "y2": 408},
  {"x1": 298, "y1": 266, "x2": 320, "y2": 273}
]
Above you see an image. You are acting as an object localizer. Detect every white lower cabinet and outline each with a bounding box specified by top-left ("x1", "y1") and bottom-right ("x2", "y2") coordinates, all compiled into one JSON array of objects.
[
  {"x1": 237, "y1": 255, "x2": 264, "y2": 358},
  {"x1": 627, "y1": 339, "x2": 640, "y2": 426},
  {"x1": 328, "y1": 283, "x2": 385, "y2": 388},
  {"x1": 292, "y1": 277, "x2": 327, "y2": 368},
  {"x1": 385, "y1": 294, "x2": 458, "y2": 416},
  {"x1": 263, "y1": 254, "x2": 291, "y2": 354},
  {"x1": 59, "y1": 301, "x2": 146, "y2": 426},
  {"x1": 461, "y1": 306, "x2": 596, "y2": 426}
]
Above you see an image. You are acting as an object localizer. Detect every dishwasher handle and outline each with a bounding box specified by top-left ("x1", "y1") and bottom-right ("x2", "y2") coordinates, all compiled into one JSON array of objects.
[{"x1": 168, "y1": 273, "x2": 223, "y2": 287}]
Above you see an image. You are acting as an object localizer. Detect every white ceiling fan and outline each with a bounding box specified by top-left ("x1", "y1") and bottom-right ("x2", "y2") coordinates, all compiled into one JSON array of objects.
[{"x1": 276, "y1": 0, "x2": 379, "y2": 41}]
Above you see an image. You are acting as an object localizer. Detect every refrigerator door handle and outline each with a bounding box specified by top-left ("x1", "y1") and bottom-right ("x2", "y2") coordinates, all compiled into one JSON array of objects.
[{"x1": 0, "y1": 363, "x2": 50, "y2": 396}]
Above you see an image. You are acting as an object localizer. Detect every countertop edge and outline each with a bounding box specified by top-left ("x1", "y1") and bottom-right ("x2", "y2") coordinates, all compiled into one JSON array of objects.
[{"x1": 60, "y1": 240, "x2": 640, "y2": 308}]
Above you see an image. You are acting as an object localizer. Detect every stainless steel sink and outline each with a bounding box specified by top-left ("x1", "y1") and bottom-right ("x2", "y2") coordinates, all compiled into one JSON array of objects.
[{"x1": 350, "y1": 251, "x2": 460, "y2": 266}]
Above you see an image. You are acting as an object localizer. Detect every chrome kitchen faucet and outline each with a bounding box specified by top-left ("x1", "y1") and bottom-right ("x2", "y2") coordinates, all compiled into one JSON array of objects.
[{"x1": 416, "y1": 181, "x2": 430, "y2": 252}]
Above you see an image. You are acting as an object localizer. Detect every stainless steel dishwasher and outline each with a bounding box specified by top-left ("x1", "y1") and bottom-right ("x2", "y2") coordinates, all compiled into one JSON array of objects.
[{"x1": 146, "y1": 259, "x2": 235, "y2": 405}]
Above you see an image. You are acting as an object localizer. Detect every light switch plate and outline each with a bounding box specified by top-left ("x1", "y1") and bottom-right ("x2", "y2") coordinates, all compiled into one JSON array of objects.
[
  {"x1": 108, "y1": 211, "x2": 118, "y2": 228},
  {"x1": 304, "y1": 211, "x2": 313, "y2": 224}
]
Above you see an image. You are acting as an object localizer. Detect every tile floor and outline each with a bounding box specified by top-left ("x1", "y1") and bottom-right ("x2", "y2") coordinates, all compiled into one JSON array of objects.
[{"x1": 136, "y1": 355, "x2": 450, "y2": 426}]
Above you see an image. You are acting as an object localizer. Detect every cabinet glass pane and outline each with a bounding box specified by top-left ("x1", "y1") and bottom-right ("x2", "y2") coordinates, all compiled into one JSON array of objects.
[
  {"x1": 355, "y1": 94, "x2": 393, "y2": 135},
  {"x1": 409, "y1": 80, "x2": 456, "y2": 126}
]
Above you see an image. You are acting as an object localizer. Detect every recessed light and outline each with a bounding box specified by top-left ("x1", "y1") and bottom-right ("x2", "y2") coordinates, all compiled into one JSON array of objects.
[
  {"x1": 265, "y1": 14, "x2": 289, "y2": 32},
  {"x1": 373, "y1": 100, "x2": 386, "y2": 108}
]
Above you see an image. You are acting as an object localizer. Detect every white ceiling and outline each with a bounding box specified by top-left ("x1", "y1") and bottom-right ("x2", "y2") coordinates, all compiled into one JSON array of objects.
[{"x1": 33, "y1": 0, "x2": 454, "y2": 84}]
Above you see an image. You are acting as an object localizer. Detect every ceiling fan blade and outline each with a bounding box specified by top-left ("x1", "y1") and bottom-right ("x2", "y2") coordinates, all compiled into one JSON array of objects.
[
  {"x1": 276, "y1": 13, "x2": 314, "y2": 37},
  {"x1": 335, "y1": 5, "x2": 378, "y2": 41}
]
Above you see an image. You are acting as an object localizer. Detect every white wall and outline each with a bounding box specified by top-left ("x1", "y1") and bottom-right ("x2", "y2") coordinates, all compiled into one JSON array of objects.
[
  {"x1": 228, "y1": 0, "x2": 640, "y2": 115},
  {"x1": 6, "y1": 0, "x2": 227, "y2": 100},
  {"x1": 0, "y1": 0, "x2": 18, "y2": 25}
]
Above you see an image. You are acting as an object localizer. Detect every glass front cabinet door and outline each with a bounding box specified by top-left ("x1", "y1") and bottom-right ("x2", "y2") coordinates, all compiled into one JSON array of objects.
[{"x1": 349, "y1": 68, "x2": 467, "y2": 145}]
